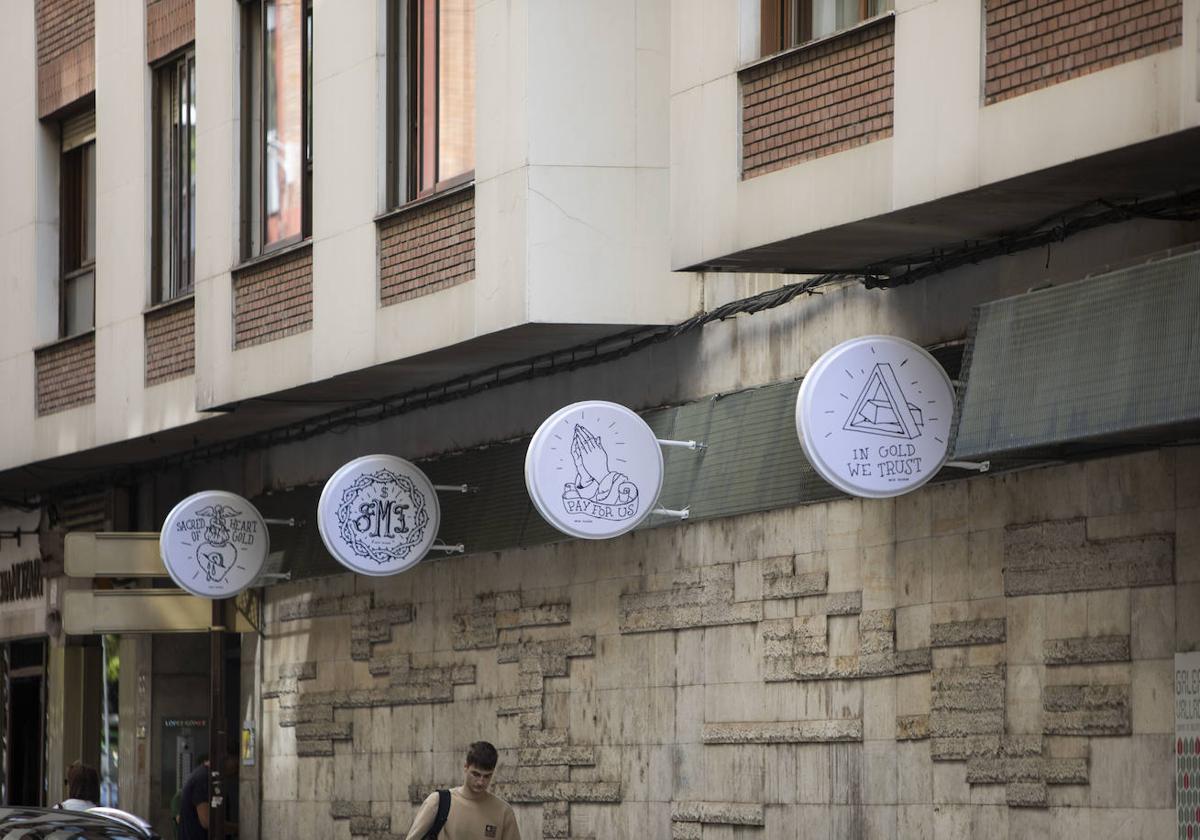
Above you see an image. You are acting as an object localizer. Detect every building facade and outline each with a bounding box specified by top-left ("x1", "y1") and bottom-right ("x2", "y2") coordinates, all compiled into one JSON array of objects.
[{"x1": 0, "y1": 0, "x2": 1198, "y2": 837}]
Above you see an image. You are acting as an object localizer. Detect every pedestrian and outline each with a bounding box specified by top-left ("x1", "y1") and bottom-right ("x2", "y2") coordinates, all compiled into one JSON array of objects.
[
  {"x1": 56, "y1": 761, "x2": 100, "y2": 811},
  {"x1": 178, "y1": 754, "x2": 213, "y2": 840},
  {"x1": 404, "y1": 741, "x2": 521, "y2": 840}
]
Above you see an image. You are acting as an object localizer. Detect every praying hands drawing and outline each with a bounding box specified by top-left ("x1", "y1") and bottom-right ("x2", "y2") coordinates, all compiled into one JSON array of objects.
[{"x1": 562, "y1": 424, "x2": 639, "y2": 513}]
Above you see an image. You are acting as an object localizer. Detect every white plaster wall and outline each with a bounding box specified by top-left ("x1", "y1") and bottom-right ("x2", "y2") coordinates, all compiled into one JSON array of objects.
[
  {"x1": 94, "y1": 0, "x2": 152, "y2": 443},
  {"x1": 0, "y1": 2, "x2": 55, "y2": 466},
  {"x1": 524, "y1": 0, "x2": 698, "y2": 325},
  {"x1": 671, "y1": 0, "x2": 1200, "y2": 269}
]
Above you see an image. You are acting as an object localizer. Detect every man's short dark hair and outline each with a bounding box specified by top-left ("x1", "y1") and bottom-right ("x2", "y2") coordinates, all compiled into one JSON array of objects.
[
  {"x1": 465, "y1": 741, "x2": 498, "y2": 770},
  {"x1": 66, "y1": 761, "x2": 100, "y2": 803}
]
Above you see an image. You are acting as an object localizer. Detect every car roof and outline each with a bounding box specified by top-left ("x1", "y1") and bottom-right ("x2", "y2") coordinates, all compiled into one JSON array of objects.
[{"x1": 0, "y1": 806, "x2": 157, "y2": 839}]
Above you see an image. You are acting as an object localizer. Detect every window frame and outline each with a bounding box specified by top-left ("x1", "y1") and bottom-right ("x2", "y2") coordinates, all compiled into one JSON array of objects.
[
  {"x1": 386, "y1": 0, "x2": 475, "y2": 209},
  {"x1": 59, "y1": 115, "x2": 96, "y2": 339},
  {"x1": 151, "y1": 48, "x2": 197, "y2": 305},
  {"x1": 760, "y1": 0, "x2": 888, "y2": 56},
  {"x1": 240, "y1": 0, "x2": 313, "y2": 260}
]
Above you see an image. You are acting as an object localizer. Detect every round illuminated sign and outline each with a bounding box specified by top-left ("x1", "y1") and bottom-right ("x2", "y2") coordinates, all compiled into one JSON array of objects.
[
  {"x1": 796, "y1": 335, "x2": 955, "y2": 498},
  {"x1": 525, "y1": 400, "x2": 664, "y2": 540},
  {"x1": 317, "y1": 454, "x2": 441, "y2": 576},
  {"x1": 160, "y1": 491, "x2": 269, "y2": 598}
]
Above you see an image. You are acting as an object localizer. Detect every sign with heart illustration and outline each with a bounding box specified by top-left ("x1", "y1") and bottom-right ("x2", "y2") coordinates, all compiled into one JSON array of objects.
[
  {"x1": 525, "y1": 400, "x2": 664, "y2": 540},
  {"x1": 796, "y1": 335, "x2": 956, "y2": 498},
  {"x1": 317, "y1": 454, "x2": 441, "y2": 576},
  {"x1": 160, "y1": 491, "x2": 269, "y2": 598}
]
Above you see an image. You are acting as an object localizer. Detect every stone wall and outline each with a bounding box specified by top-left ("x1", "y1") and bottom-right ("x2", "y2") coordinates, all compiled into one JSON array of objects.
[{"x1": 257, "y1": 446, "x2": 1197, "y2": 838}]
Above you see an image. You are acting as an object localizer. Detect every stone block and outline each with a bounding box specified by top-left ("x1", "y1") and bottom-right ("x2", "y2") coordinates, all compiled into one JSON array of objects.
[
  {"x1": 1043, "y1": 592, "x2": 1087, "y2": 641},
  {"x1": 930, "y1": 619, "x2": 1006, "y2": 648},
  {"x1": 763, "y1": 568, "x2": 827, "y2": 600},
  {"x1": 1003, "y1": 518, "x2": 1173, "y2": 596},
  {"x1": 542, "y1": 802, "x2": 569, "y2": 838},
  {"x1": 1042, "y1": 684, "x2": 1131, "y2": 735},
  {"x1": 930, "y1": 534, "x2": 969, "y2": 603},
  {"x1": 896, "y1": 539, "x2": 931, "y2": 607},
  {"x1": 896, "y1": 490, "x2": 932, "y2": 541},
  {"x1": 701, "y1": 718, "x2": 862, "y2": 744},
  {"x1": 1005, "y1": 781, "x2": 1047, "y2": 808},
  {"x1": 1086, "y1": 588, "x2": 1131, "y2": 636},
  {"x1": 670, "y1": 801, "x2": 764, "y2": 825},
  {"x1": 967, "y1": 529, "x2": 1005, "y2": 600},
  {"x1": 895, "y1": 604, "x2": 931, "y2": 651},
  {"x1": 1005, "y1": 595, "x2": 1045, "y2": 665},
  {"x1": 1042, "y1": 635, "x2": 1130, "y2": 665},
  {"x1": 896, "y1": 715, "x2": 928, "y2": 741},
  {"x1": 1084, "y1": 451, "x2": 1174, "y2": 517},
  {"x1": 1130, "y1": 658, "x2": 1174, "y2": 734},
  {"x1": 1130, "y1": 586, "x2": 1174, "y2": 659},
  {"x1": 1177, "y1": 583, "x2": 1200, "y2": 649},
  {"x1": 330, "y1": 801, "x2": 371, "y2": 819}
]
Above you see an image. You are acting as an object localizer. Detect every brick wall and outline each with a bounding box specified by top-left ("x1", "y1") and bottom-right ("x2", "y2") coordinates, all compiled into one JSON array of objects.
[
  {"x1": 35, "y1": 332, "x2": 95, "y2": 415},
  {"x1": 144, "y1": 296, "x2": 195, "y2": 385},
  {"x1": 35, "y1": 0, "x2": 95, "y2": 118},
  {"x1": 741, "y1": 17, "x2": 894, "y2": 180},
  {"x1": 379, "y1": 188, "x2": 475, "y2": 306},
  {"x1": 146, "y1": 0, "x2": 194, "y2": 64},
  {"x1": 985, "y1": 0, "x2": 1182, "y2": 104},
  {"x1": 233, "y1": 245, "x2": 313, "y2": 349}
]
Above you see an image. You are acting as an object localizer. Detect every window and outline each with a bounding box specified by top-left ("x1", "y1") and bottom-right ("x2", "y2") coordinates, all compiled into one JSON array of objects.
[
  {"x1": 153, "y1": 50, "x2": 196, "y2": 303},
  {"x1": 760, "y1": 0, "x2": 893, "y2": 55},
  {"x1": 60, "y1": 110, "x2": 96, "y2": 337},
  {"x1": 241, "y1": 0, "x2": 312, "y2": 257},
  {"x1": 387, "y1": 0, "x2": 475, "y2": 206}
]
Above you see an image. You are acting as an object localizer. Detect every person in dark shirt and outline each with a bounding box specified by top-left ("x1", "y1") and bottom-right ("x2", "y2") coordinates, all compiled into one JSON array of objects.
[{"x1": 178, "y1": 756, "x2": 210, "y2": 840}]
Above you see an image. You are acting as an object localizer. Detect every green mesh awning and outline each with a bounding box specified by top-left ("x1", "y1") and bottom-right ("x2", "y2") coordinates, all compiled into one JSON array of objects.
[{"x1": 953, "y1": 249, "x2": 1200, "y2": 460}]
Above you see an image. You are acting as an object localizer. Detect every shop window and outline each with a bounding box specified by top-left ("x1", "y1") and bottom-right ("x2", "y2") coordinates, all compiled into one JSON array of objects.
[
  {"x1": 153, "y1": 50, "x2": 196, "y2": 303},
  {"x1": 240, "y1": 0, "x2": 312, "y2": 257},
  {"x1": 60, "y1": 110, "x2": 96, "y2": 338},
  {"x1": 387, "y1": 0, "x2": 475, "y2": 206},
  {"x1": 760, "y1": 0, "x2": 893, "y2": 56}
]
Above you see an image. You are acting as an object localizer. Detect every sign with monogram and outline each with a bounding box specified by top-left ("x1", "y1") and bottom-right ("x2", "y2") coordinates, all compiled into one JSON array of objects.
[
  {"x1": 317, "y1": 454, "x2": 441, "y2": 576},
  {"x1": 796, "y1": 335, "x2": 955, "y2": 498},
  {"x1": 160, "y1": 491, "x2": 269, "y2": 598},
  {"x1": 525, "y1": 400, "x2": 664, "y2": 540}
]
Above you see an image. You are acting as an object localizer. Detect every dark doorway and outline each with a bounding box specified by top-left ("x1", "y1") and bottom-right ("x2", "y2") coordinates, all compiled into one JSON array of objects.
[{"x1": 5, "y1": 638, "x2": 46, "y2": 806}]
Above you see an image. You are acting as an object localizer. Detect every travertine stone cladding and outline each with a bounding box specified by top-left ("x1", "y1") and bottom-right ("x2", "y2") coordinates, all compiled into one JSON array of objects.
[
  {"x1": 1042, "y1": 635, "x2": 1131, "y2": 665},
  {"x1": 257, "y1": 448, "x2": 1194, "y2": 838},
  {"x1": 930, "y1": 618, "x2": 1007, "y2": 647},
  {"x1": 1042, "y1": 684, "x2": 1132, "y2": 735},
  {"x1": 618, "y1": 563, "x2": 762, "y2": 633},
  {"x1": 984, "y1": 0, "x2": 1183, "y2": 104},
  {"x1": 671, "y1": 801, "x2": 764, "y2": 838},
  {"x1": 760, "y1": 608, "x2": 931, "y2": 681},
  {"x1": 1002, "y1": 517, "x2": 1173, "y2": 595},
  {"x1": 453, "y1": 590, "x2": 571, "y2": 650}
]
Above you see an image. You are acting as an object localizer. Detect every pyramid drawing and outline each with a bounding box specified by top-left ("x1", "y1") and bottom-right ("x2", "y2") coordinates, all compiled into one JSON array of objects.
[{"x1": 843, "y1": 362, "x2": 925, "y2": 439}]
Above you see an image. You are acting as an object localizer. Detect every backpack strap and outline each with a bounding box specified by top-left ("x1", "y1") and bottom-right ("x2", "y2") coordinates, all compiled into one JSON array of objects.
[{"x1": 422, "y1": 789, "x2": 451, "y2": 839}]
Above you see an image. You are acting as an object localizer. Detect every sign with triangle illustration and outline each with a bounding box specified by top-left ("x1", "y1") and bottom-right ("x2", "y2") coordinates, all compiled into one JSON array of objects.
[{"x1": 842, "y1": 362, "x2": 925, "y2": 439}]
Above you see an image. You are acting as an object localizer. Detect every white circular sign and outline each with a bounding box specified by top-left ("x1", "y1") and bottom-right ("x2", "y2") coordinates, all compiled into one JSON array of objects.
[
  {"x1": 525, "y1": 400, "x2": 664, "y2": 540},
  {"x1": 796, "y1": 335, "x2": 955, "y2": 499},
  {"x1": 317, "y1": 455, "x2": 441, "y2": 576},
  {"x1": 160, "y1": 491, "x2": 269, "y2": 598}
]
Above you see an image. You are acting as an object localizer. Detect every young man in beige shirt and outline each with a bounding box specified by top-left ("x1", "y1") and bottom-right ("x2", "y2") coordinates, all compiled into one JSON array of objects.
[{"x1": 405, "y1": 741, "x2": 522, "y2": 840}]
